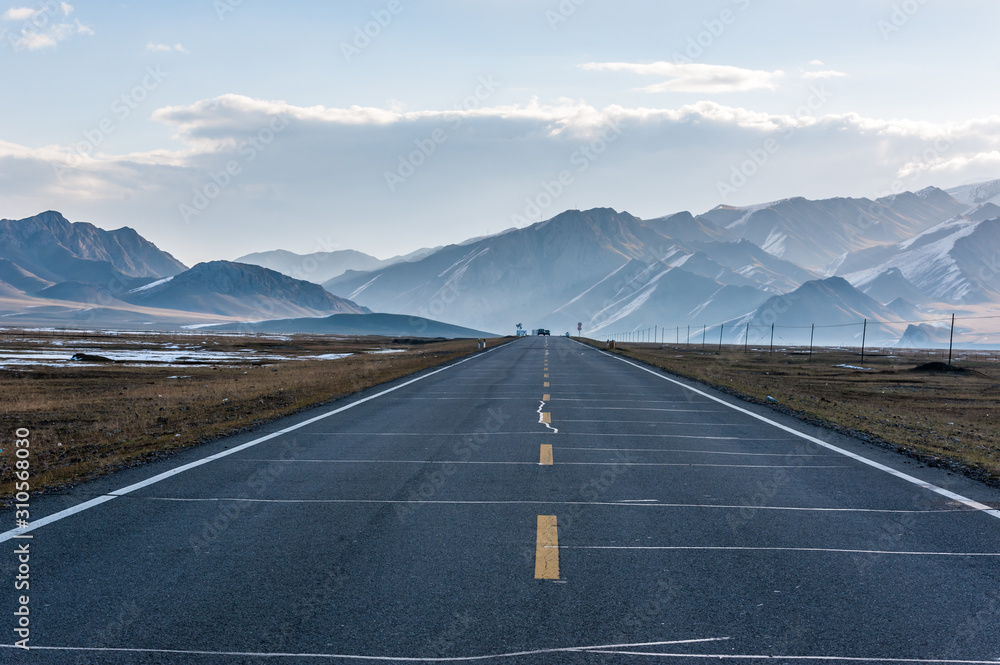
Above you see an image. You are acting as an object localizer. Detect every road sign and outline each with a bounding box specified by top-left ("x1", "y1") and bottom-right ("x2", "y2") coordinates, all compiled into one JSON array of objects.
[{"x1": 577, "y1": 322, "x2": 582, "y2": 333}]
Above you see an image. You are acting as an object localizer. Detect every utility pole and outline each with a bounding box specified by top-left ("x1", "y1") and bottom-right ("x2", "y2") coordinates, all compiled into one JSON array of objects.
[
  {"x1": 861, "y1": 319, "x2": 867, "y2": 365},
  {"x1": 809, "y1": 323, "x2": 815, "y2": 362},
  {"x1": 769, "y1": 323, "x2": 774, "y2": 355},
  {"x1": 719, "y1": 324, "x2": 724, "y2": 351},
  {"x1": 948, "y1": 313, "x2": 955, "y2": 366}
]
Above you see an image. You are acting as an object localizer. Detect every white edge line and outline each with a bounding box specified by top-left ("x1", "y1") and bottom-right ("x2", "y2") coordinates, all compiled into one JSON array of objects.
[
  {"x1": 0, "y1": 637, "x2": 730, "y2": 661},
  {"x1": 584, "y1": 342, "x2": 1000, "y2": 521},
  {"x1": 0, "y1": 346, "x2": 502, "y2": 543}
]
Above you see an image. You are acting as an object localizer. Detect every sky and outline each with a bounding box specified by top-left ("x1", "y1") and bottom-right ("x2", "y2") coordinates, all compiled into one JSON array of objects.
[{"x1": 1, "y1": 0, "x2": 999, "y2": 267}]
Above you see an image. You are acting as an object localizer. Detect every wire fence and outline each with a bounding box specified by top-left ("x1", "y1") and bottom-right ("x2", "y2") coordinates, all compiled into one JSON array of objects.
[{"x1": 603, "y1": 314, "x2": 1000, "y2": 365}]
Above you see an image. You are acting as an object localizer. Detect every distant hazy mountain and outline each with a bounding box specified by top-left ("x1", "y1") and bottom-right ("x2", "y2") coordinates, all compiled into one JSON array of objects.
[
  {"x1": 735, "y1": 276, "x2": 903, "y2": 346},
  {"x1": 704, "y1": 188, "x2": 967, "y2": 271},
  {"x1": 209, "y1": 312, "x2": 494, "y2": 338},
  {"x1": 0, "y1": 211, "x2": 186, "y2": 288},
  {"x1": 947, "y1": 178, "x2": 1000, "y2": 207},
  {"x1": 236, "y1": 246, "x2": 443, "y2": 285},
  {"x1": 122, "y1": 261, "x2": 370, "y2": 319},
  {"x1": 323, "y1": 208, "x2": 808, "y2": 335},
  {"x1": 838, "y1": 215, "x2": 1000, "y2": 304},
  {"x1": 235, "y1": 249, "x2": 388, "y2": 284}
]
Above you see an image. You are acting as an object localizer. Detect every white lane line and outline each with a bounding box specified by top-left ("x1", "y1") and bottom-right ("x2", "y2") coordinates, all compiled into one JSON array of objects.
[
  {"x1": 560, "y1": 546, "x2": 1000, "y2": 556},
  {"x1": 559, "y1": 447, "x2": 832, "y2": 457},
  {"x1": 139, "y1": 497, "x2": 972, "y2": 513},
  {"x1": 0, "y1": 637, "x2": 733, "y2": 662},
  {"x1": 592, "y1": 347, "x2": 1000, "y2": 521},
  {"x1": 560, "y1": 420, "x2": 743, "y2": 425},
  {"x1": 583, "y1": 652, "x2": 1000, "y2": 664},
  {"x1": 555, "y1": 407, "x2": 717, "y2": 413},
  {"x1": 0, "y1": 346, "x2": 504, "y2": 544},
  {"x1": 235, "y1": 459, "x2": 851, "y2": 469},
  {"x1": 298, "y1": 432, "x2": 789, "y2": 441}
]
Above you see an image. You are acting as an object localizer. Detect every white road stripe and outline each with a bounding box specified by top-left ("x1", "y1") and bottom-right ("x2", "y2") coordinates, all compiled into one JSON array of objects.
[
  {"x1": 235, "y1": 459, "x2": 850, "y2": 469},
  {"x1": 139, "y1": 497, "x2": 971, "y2": 513},
  {"x1": 0, "y1": 638, "x2": 731, "y2": 662},
  {"x1": 582, "y1": 652, "x2": 1000, "y2": 664},
  {"x1": 589, "y1": 345, "x2": 1000, "y2": 521},
  {"x1": 559, "y1": 447, "x2": 832, "y2": 457},
  {"x1": 560, "y1": 545, "x2": 1000, "y2": 556},
  {"x1": 0, "y1": 347, "x2": 503, "y2": 543}
]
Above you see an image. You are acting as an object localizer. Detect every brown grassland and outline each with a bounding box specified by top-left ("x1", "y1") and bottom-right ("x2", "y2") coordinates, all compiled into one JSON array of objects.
[
  {"x1": 0, "y1": 331, "x2": 510, "y2": 499},
  {"x1": 583, "y1": 339, "x2": 1000, "y2": 486}
]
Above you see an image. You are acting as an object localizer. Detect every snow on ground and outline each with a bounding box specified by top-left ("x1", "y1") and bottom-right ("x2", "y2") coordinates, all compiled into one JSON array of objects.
[{"x1": 0, "y1": 347, "x2": 358, "y2": 369}]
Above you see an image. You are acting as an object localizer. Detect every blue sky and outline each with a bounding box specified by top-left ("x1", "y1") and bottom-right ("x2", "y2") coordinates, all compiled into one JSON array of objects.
[{"x1": 2, "y1": 0, "x2": 999, "y2": 265}]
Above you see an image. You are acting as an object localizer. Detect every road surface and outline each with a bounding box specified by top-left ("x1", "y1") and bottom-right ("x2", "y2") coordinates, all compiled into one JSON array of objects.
[{"x1": 3, "y1": 335, "x2": 1000, "y2": 663}]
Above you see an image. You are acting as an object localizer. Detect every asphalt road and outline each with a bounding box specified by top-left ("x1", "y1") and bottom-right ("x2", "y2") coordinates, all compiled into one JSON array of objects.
[{"x1": 3, "y1": 335, "x2": 1000, "y2": 664}]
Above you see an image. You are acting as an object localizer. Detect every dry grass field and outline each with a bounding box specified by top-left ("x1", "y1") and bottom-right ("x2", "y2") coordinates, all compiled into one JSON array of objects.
[
  {"x1": 0, "y1": 330, "x2": 509, "y2": 499},
  {"x1": 583, "y1": 340, "x2": 1000, "y2": 486}
]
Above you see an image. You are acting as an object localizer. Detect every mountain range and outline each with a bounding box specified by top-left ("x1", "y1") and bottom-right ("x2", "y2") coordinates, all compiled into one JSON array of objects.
[{"x1": 2, "y1": 178, "x2": 999, "y2": 345}]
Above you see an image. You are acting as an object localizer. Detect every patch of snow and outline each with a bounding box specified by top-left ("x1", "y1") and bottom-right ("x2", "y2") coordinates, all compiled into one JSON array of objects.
[
  {"x1": 348, "y1": 274, "x2": 380, "y2": 301},
  {"x1": 127, "y1": 276, "x2": 174, "y2": 294},
  {"x1": 835, "y1": 364, "x2": 876, "y2": 371},
  {"x1": 555, "y1": 260, "x2": 631, "y2": 312},
  {"x1": 760, "y1": 229, "x2": 787, "y2": 258}
]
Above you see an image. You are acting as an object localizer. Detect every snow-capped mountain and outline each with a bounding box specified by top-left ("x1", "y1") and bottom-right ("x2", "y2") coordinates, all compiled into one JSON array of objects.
[
  {"x1": 838, "y1": 215, "x2": 1000, "y2": 304},
  {"x1": 703, "y1": 188, "x2": 966, "y2": 271},
  {"x1": 947, "y1": 178, "x2": 1000, "y2": 207}
]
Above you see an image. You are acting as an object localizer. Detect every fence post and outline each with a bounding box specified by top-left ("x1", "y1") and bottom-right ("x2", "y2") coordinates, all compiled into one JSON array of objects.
[
  {"x1": 948, "y1": 313, "x2": 955, "y2": 366},
  {"x1": 861, "y1": 319, "x2": 867, "y2": 365}
]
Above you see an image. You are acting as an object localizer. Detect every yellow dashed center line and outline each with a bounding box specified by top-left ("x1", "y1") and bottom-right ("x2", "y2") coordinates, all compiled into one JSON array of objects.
[
  {"x1": 540, "y1": 412, "x2": 551, "y2": 424},
  {"x1": 544, "y1": 373, "x2": 549, "y2": 378},
  {"x1": 539, "y1": 444, "x2": 553, "y2": 466},
  {"x1": 544, "y1": 382, "x2": 549, "y2": 387},
  {"x1": 534, "y1": 515, "x2": 560, "y2": 579},
  {"x1": 543, "y1": 394, "x2": 550, "y2": 401}
]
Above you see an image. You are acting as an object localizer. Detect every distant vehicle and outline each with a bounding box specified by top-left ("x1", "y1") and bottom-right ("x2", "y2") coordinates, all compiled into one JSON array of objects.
[{"x1": 537, "y1": 329, "x2": 550, "y2": 336}]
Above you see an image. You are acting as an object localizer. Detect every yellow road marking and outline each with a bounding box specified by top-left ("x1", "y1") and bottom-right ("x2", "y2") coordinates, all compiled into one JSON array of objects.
[
  {"x1": 539, "y1": 444, "x2": 553, "y2": 465},
  {"x1": 544, "y1": 373, "x2": 549, "y2": 378},
  {"x1": 543, "y1": 394, "x2": 550, "y2": 401},
  {"x1": 544, "y1": 382, "x2": 549, "y2": 387},
  {"x1": 540, "y1": 412, "x2": 551, "y2": 424},
  {"x1": 534, "y1": 515, "x2": 559, "y2": 579}
]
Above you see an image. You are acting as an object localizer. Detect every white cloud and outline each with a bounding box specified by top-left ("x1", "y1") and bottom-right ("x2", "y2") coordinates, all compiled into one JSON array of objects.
[
  {"x1": 9, "y1": 19, "x2": 92, "y2": 51},
  {"x1": 809, "y1": 59, "x2": 825, "y2": 66},
  {"x1": 145, "y1": 42, "x2": 188, "y2": 53},
  {"x1": 580, "y1": 61, "x2": 785, "y2": 93},
  {"x1": 60, "y1": 2, "x2": 73, "y2": 15},
  {"x1": 2, "y1": 7, "x2": 38, "y2": 20}
]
